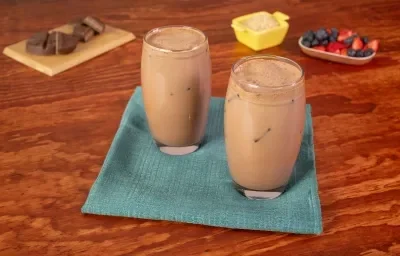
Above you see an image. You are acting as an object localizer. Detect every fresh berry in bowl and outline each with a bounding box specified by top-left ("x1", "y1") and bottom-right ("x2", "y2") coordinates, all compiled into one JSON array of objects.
[{"x1": 299, "y1": 28, "x2": 380, "y2": 65}]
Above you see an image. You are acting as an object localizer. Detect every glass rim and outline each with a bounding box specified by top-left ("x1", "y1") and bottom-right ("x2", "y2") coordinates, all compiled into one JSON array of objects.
[
  {"x1": 230, "y1": 55, "x2": 305, "y2": 90},
  {"x1": 143, "y1": 25, "x2": 208, "y2": 53}
]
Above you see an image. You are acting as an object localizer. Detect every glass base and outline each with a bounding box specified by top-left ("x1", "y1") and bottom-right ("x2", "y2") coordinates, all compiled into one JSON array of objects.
[
  {"x1": 155, "y1": 141, "x2": 200, "y2": 156},
  {"x1": 233, "y1": 182, "x2": 286, "y2": 200}
]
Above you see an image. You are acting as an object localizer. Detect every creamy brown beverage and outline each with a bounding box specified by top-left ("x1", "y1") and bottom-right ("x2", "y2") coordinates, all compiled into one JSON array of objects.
[
  {"x1": 141, "y1": 26, "x2": 211, "y2": 155},
  {"x1": 224, "y1": 55, "x2": 305, "y2": 199}
]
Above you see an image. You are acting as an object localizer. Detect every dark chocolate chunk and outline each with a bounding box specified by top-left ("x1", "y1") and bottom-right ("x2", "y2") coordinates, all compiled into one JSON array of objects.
[
  {"x1": 26, "y1": 30, "x2": 79, "y2": 56},
  {"x1": 26, "y1": 43, "x2": 53, "y2": 56},
  {"x1": 73, "y1": 24, "x2": 95, "y2": 42},
  {"x1": 42, "y1": 32, "x2": 57, "y2": 55},
  {"x1": 53, "y1": 31, "x2": 79, "y2": 55},
  {"x1": 26, "y1": 32, "x2": 55, "y2": 56},
  {"x1": 27, "y1": 31, "x2": 48, "y2": 47},
  {"x1": 82, "y1": 16, "x2": 105, "y2": 34},
  {"x1": 26, "y1": 32, "x2": 57, "y2": 56}
]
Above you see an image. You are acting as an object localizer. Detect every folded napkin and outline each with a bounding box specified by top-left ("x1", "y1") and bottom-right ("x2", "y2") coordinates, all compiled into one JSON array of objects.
[{"x1": 82, "y1": 87, "x2": 322, "y2": 234}]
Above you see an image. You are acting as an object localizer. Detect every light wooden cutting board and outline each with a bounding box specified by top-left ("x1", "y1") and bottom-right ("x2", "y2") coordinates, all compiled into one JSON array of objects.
[{"x1": 3, "y1": 24, "x2": 136, "y2": 76}]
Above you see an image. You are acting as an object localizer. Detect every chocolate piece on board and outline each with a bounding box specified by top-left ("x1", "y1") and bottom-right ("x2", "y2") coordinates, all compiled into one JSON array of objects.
[
  {"x1": 73, "y1": 24, "x2": 95, "y2": 42},
  {"x1": 26, "y1": 31, "x2": 55, "y2": 56},
  {"x1": 44, "y1": 32, "x2": 57, "y2": 55},
  {"x1": 82, "y1": 16, "x2": 105, "y2": 34},
  {"x1": 27, "y1": 31, "x2": 48, "y2": 47},
  {"x1": 54, "y1": 31, "x2": 79, "y2": 55}
]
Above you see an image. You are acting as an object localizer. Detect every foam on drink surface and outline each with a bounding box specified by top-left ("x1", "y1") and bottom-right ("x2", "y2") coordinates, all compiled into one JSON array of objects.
[
  {"x1": 146, "y1": 27, "x2": 205, "y2": 51},
  {"x1": 230, "y1": 58, "x2": 304, "y2": 104},
  {"x1": 234, "y1": 59, "x2": 301, "y2": 89}
]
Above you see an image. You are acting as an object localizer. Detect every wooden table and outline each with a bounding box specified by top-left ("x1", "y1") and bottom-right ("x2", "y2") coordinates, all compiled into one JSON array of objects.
[{"x1": 1, "y1": 0, "x2": 399, "y2": 255}]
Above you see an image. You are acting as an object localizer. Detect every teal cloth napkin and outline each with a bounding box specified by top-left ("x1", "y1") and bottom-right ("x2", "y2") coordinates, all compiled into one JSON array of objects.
[{"x1": 82, "y1": 87, "x2": 322, "y2": 235}]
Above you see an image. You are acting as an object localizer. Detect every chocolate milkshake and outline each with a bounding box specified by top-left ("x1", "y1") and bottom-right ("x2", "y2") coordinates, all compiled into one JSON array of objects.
[
  {"x1": 224, "y1": 55, "x2": 305, "y2": 199},
  {"x1": 141, "y1": 26, "x2": 211, "y2": 155}
]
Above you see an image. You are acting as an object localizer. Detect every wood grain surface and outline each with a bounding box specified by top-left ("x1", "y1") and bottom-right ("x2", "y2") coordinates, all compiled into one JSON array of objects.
[{"x1": 1, "y1": 0, "x2": 399, "y2": 255}]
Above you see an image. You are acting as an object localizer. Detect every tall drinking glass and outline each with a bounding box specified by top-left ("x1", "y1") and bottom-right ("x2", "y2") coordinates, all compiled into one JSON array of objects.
[
  {"x1": 141, "y1": 26, "x2": 211, "y2": 155},
  {"x1": 224, "y1": 55, "x2": 306, "y2": 199}
]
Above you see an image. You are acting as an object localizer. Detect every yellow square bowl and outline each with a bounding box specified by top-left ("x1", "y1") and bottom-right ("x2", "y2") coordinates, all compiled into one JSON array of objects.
[{"x1": 231, "y1": 11, "x2": 290, "y2": 51}]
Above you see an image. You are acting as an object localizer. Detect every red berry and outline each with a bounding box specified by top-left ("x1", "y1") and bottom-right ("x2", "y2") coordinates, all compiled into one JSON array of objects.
[
  {"x1": 312, "y1": 45, "x2": 326, "y2": 51},
  {"x1": 337, "y1": 29, "x2": 354, "y2": 42},
  {"x1": 327, "y1": 42, "x2": 347, "y2": 52},
  {"x1": 352, "y1": 37, "x2": 364, "y2": 50},
  {"x1": 367, "y1": 40, "x2": 379, "y2": 52},
  {"x1": 326, "y1": 46, "x2": 336, "y2": 53}
]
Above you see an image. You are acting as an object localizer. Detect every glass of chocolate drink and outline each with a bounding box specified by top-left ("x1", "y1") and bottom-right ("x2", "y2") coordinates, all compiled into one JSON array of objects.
[
  {"x1": 141, "y1": 26, "x2": 211, "y2": 155},
  {"x1": 224, "y1": 55, "x2": 305, "y2": 199}
]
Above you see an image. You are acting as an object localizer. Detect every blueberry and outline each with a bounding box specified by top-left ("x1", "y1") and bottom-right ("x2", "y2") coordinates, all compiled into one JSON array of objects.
[
  {"x1": 361, "y1": 36, "x2": 369, "y2": 44},
  {"x1": 328, "y1": 35, "x2": 337, "y2": 42},
  {"x1": 301, "y1": 39, "x2": 311, "y2": 47},
  {"x1": 303, "y1": 30, "x2": 315, "y2": 41},
  {"x1": 331, "y1": 28, "x2": 338, "y2": 34},
  {"x1": 315, "y1": 28, "x2": 329, "y2": 41},
  {"x1": 321, "y1": 39, "x2": 329, "y2": 46},
  {"x1": 347, "y1": 48, "x2": 356, "y2": 57},
  {"x1": 364, "y1": 48, "x2": 374, "y2": 57},
  {"x1": 356, "y1": 50, "x2": 364, "y2": 57},
  {"x1": 311, "y1": 39, "x2": 319, "y2": 47},
  {"x1": 343, "y1": 35, "x2": 356, "y2": 46},
  {"x1": 330, "y1": 28, "x2": 339, "y2": 39}
]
